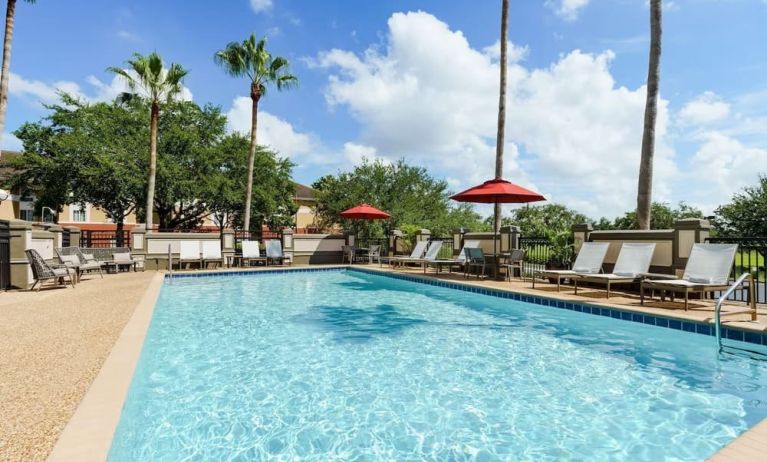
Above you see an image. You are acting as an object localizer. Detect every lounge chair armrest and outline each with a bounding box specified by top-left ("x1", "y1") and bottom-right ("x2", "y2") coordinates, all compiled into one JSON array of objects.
[{"x1": 638, "y1": 272, "x2": 678, "y2": 280}]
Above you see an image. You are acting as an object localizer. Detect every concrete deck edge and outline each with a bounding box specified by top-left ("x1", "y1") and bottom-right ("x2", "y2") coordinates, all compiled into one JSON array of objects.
[{"x1": 46, "y1": 272, "x2": 165, "y2": 462}]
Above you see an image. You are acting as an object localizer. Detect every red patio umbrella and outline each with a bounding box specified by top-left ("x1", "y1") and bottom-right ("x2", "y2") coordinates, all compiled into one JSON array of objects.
[
  {"x1": 339, "y1": 203, "x2": 391, "y2": 220},
  {"x1": 450, "y1": 178, "x2": 545, "y2": 276}
]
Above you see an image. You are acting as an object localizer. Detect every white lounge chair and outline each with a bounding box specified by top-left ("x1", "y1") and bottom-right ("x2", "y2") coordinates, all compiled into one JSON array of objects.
[
  {"x1": 641, "y1": 243, "x2": 738, "y2": 310},
  {"x1": 178, "y1": 241, "x2": 201, "y2": 269},
  {"x1": 391, "y1": 241, "x2": 443, "y2": 271},
  {"x1": 241, "y1": 241, "x2": 267, "y2": 266},
  {"x1": 532, "y1": 242, "x2": 610, "y2": 292},
  {"x1": 573, "y1": 243, "x2": 656, "y2": 298},
  {"x1": 386, "y1": 241, "x2": 428, "y2": 267},
  {"x1": 201, "y1": 241, "x2": 224, "y2": 269},
  {"x1": 265, "y1": 239, "x2": 290, "y2": 266},
  {"x1": 426, "y1": 240, "x2": 480, "y2": 273}
]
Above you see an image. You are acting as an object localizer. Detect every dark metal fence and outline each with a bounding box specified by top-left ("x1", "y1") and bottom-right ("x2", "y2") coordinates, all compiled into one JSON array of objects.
[
  {"x1": 62, "y1": 228, "x2": 70, "y2": 247},
  {"x1": 357, "y1": 236, "x2": 391, "y2": 256},
  {"x1": 429, "y1": 236, "x2": 455, "y2": 260},
  {"x1": 519, "y1": 236, "x2": 554, "y2": 276},
  {"x1": 0, "y1": 221, "x2": 10, "y2": 290},
  {"x1": 80, "y1": 230, "x2": 131, "y2": 248},
  {"x1": 707, "y1": 237, "x2": 767, "y2": 304}
]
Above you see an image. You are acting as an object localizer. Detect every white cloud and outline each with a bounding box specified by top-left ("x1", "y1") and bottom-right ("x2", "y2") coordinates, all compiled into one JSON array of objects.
[
  {"x1": 314, "y1": 11, "x2": 674, "y2": 218},
  {"x1": 225, "y1": 96, "x2": 312, "y2": 159},
  {"x1": 687, "y1": 131, "x2": 767, "y2": 212},
  {"x1": 678, "y1": 91, "x2": 730, "y2": 125},
  {"x1": 249, "y1": 0, "x2": 272, "y2": 13},
  {"x1": 116, "y1": 30, "x2": 140, "y2": 42},
  {"x1": 9, "y1": 71, "x2": 193, "y2": 107},
  {"x1": 342, "y1": 142, "x2": 391, "y2": 167},
  {"x1": 545, "y1": 0, "x2": 590, "y2": 21}
]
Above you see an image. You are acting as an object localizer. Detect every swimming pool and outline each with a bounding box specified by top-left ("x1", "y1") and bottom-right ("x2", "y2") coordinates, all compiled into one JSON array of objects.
[{"x1": 108, "y1": 268, "x2": 767, "y2": 461}]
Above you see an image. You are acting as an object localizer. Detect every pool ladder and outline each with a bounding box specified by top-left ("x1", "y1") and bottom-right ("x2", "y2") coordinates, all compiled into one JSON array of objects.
[
  {"x1": 715, "y1": 273, "x2": 757, "y2": 351},
  {"x1": 167, "y1": 244, "x2": 173, "y2": 282}
]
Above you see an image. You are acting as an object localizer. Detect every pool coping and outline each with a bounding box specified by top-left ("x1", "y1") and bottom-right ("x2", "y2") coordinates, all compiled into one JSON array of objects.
[
  {"x1": 46, "y1": 272, "x2": 165, "y2": 462},
  {"x1": 46, "y1": 265, "x2": 766, "y2": 461}
]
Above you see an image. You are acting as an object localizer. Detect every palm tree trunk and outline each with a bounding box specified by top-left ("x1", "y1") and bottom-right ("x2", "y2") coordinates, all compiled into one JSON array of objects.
[
  {"x1": 0, "y1": 0, "x2": 17, "y2": 154},
  {"x1": 494, "y1": 0, "x2": 509, "y2": 234},
  {"x1": 243, "y1": 83, "x2": 259, "y2": 232},
  {"x1": 146, "y1": 101, "x2": 159, "y2": 231},
  {"x1": 637, "y1": 0, "x2": 662, "y2": 230}
]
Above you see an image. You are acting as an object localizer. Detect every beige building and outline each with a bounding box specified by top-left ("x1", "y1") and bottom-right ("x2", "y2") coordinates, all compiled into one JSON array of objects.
[{"x1": 0, "y1": 150, "x2": 321, "y2": 232}]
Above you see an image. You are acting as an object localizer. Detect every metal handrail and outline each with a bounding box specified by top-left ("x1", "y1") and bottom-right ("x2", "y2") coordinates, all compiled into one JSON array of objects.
[
  {"x1": 167, "y1": 244, "x2": 173, "y2": 281},
  {"x1": 715, "y1": 273, "x2": 755, "y2": 349}
]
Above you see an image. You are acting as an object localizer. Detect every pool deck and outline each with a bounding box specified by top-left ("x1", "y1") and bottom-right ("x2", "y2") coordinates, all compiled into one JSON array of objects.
[{"x1": 3, "y1": 264, "x2": 766, "y2": 461}]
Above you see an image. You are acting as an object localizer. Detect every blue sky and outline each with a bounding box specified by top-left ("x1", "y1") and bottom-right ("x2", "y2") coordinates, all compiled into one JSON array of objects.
[{"x1": 4, "y1": 0, "x2": 767, "y2": 219}]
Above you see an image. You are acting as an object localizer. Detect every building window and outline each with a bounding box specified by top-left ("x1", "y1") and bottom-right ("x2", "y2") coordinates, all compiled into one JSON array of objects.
[
  {"x1": 20, "y1": 209, "x2": 34, "y2": 221},
  {"x1": 72, "y1": 205, "x2": 86, "y2": 222}
]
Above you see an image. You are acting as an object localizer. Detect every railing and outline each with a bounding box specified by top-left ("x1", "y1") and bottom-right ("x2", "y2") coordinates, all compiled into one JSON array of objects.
[
  {"x1": 356, "y1": 236, "x2": 391, "y2": 257},
  {"x1": 707, "y1": 237, "x2": 767, "y2": 304},
  {"x1": 80, "y1": 230, "x2": 131, "y2": 248},
  {"x1": 715, "y1": 273, "x2": 757, "y2": 350},
  {"x1": 0, "y1": 221, "x2": 9, "y2": 290},
  {"x1": 428, "y1": 237, "x2": 455, "y2": 260},
  {"x1": 519, "y1": 236, "x2": 555, "y2": 276},
  {"x1": 62, "y1": 228, "x2": 71, "y2": 247}
]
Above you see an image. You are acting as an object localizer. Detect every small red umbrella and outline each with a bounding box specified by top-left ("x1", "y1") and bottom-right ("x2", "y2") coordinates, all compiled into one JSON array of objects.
[
  {"x1": 339, "y1": 203, "x2": 391, "y2": 220},
  {"x1": 450, "y1": 178, "x2": 545, "y2": 276}
]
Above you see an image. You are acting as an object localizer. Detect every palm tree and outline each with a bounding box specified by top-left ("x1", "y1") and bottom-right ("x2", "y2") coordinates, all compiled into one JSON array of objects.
[
  {"x1": 214, "y1": 34, "x2": 297, "y2": 232},
  {"x1": 636, "y1": 0, "x2": 662, "y2": 230},
  {"x1": 493, "y1": 0, "x2": 509, "y2": 233},
  {"x1": 108, "y1": 52, "x2": 188, "y2": 232},
  {"x1": 0, "y1": 0, "x2": 35, "y2": 155}
]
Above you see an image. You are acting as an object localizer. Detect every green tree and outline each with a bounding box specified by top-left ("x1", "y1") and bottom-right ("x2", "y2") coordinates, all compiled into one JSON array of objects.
[
  {"x1": 8, "y1": 94, "x2": 145, "y2": 240},
  {"x1": 214, "y1": 34, "x2": 297, "y2": 232},
  {"x1": 151, "y1": 100, "x2": 227, "y2": 229},
  {"x1": 601, "y1": 201, "x2": 702, "y2": 230},
  {"x1": 636, "y1": 0, "x2": 663, "y2": 229},
  {"x1": 0, "y1": 0, "x2": 35, "y2": 152},
  {"x1": 108, "y1": 52, "x2": 189, "y2": 231},
  {"x1": 714, "y1": 176, "x2": 767, "y2": 237},
  {"x1": 313, "y1": 159, "x2": 486, "y2": 237},
  {"x1": 502, "y1": 204, "x2": 589, "y2": 237}
]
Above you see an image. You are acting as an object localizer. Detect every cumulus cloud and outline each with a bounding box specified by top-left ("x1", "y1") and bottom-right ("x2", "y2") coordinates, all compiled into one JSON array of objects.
[
  {"x1": 678, "y1": 91, "x2": 730, "y2": 125},
  {"x1": 314, "y1": 11, "x2": 673, "y2": 218},
  {"x1": 545, "y1": 0, "x2": 590, "y2": 21},
  {"x1": 225, "y1": 96, "x2": 312, "y2": 159},
  {"x1": 687, "y1": 131, "x2": 767, "y2": 212},
  {"x1": 9, "y1": 71, "x2": 193, "y2": 106},
  {"x1": 249, "y1": 0, "x2": 272, "y2": 13}
]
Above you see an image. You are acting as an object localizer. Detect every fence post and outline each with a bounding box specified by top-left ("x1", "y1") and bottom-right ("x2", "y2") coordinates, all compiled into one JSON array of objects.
[
  {"x1": 500, "y1": 225, "x2": 520, "y2": 253},
  {"x1": 222, "y1": 229, "x2": 235, "y2": 266},
  {"x1": 452, "y1": 228, "x2": 469, "y2": 256},
  {"x1": 415, "y1": 229, "x2": 431, "y2": 244},
  {"x1": 389, "y1": 229, "x2": 402, "y2": 255},
  {"x1": 64, "y1": 226, "x2": 80, "y2": 248},
  {"x1": 571, "y1": 223, "x2": 593, "y2": 253},
  {"x1": 282, "y1": 228, "x2": 294, "y2": 263},
  {"x1": 673, "y1": 218, "x2": 712, "y2": 274}
]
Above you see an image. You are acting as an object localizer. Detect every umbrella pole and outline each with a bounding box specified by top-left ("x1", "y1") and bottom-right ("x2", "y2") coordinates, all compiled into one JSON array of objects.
[{"x1": 494, "y1": 197, "x2": 499, "y2": 279}]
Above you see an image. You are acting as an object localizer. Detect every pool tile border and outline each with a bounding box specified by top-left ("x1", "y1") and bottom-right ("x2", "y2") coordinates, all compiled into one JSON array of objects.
[
  {"x1": 347, "y1": 267, "x2": 767, "y2": 349},
  {"x1": 164, "y1": 265, "x2": 767, "y2": 348}
]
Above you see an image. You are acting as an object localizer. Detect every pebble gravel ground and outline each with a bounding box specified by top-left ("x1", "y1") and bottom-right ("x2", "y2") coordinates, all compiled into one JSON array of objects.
[{"x1": 0, "y1": 271, "x2": 155, "y2": 462}]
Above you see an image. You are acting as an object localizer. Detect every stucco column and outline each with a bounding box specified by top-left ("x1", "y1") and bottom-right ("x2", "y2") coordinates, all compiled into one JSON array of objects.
[
  {"x1": 64, "y1": 226, "x2": 81, "y2": 248},
  {"x1": 8, "y1": 220, "x2": 32, "y2": 289},
  {"x1": 389, "y1": 229, "x2": 403, "y2": 255},
  {"x1": 572, "y1": 223, "x2": 593, "y2": 253},
  {"x1": 282, "y1": 228, "x2": 294, "y2": 263},
  {"x1": 673, "y1": 218, "x2": 712, "y2": 272}
]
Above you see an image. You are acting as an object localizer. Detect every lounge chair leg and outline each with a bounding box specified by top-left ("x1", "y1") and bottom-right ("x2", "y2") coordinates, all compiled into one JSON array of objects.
[
  {"x1": 684, "y1": 289, "x2": 689, "y2": 311},
  {"x1": 640, "y1": 282, "x2": 645, "y2": 305},
  {"x1": 557, "y1": 277, "x2": 561, "y2": 292},
  {"x1": 574, "y1": 279, "x2": 578, "y2": 295},
  {"x1": 606, "y1": 281, "x2": 610, "y2": 299}
]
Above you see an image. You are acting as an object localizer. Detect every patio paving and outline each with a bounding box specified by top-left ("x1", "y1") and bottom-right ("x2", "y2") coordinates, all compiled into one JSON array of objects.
[{"x1": 0, "y1": 271, "x2": 155, "y2": 462}]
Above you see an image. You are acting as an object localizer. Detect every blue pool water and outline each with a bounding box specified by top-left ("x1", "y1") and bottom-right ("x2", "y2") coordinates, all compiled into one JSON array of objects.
[{"x1": 108, "y1": 269, "x2": 767, "y2": 461}]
